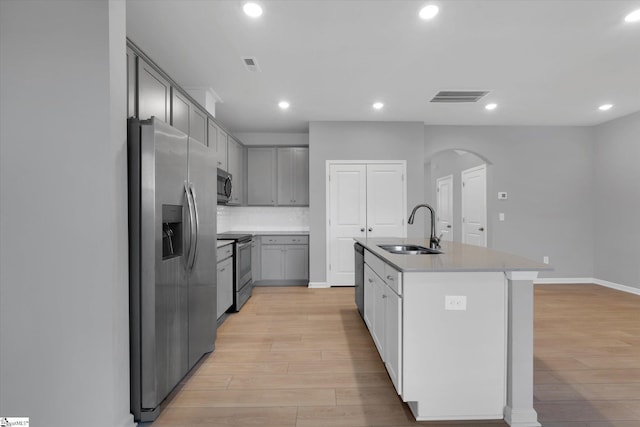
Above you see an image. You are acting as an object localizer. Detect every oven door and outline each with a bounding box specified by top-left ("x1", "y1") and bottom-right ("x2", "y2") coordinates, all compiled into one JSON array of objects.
[{"x1": 236, "y1": 240, "x2": 252, "y2": 288}]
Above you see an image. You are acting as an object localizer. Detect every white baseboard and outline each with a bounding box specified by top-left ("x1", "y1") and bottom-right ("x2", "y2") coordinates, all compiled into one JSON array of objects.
[
  {"x1": 308, "y1": 282, "x2": 330, "y2": 289},
  {"x1": 534, "y1": 277, "x2": 640, "y2": 296}
]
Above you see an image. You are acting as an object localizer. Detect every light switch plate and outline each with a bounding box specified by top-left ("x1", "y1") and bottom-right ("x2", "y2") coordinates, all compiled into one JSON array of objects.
[{"x1": 445, "y1": 295, "x2": 467, "y2": 311}]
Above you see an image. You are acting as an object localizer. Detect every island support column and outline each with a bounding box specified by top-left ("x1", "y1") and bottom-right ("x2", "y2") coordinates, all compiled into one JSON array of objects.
[{"x1": 504, "y1": 271, "x2": 541, "y2": 427}]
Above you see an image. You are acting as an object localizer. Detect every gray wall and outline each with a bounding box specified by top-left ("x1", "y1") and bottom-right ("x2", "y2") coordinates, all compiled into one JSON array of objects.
[
  {"x1": 429, "y1": 150, "x2": 486, "y2": 242},
  {"x1": 309, "y1": 121, "x2": 425, "y2": 284},
  {"x1": 424, "y1": 125, "x2": 596, "y2": 279},
  {"x1": 593, "y1": 111, "x2": 640, "y2": 289},
  {"x1": 0, "y1": 1, "x2": 133, "y2": 426}
]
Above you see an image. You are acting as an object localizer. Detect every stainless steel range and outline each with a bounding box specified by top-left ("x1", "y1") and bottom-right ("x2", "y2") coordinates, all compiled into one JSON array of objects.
[{"x1": 217, "y1": 233, "x2": 253, "y2": 311}]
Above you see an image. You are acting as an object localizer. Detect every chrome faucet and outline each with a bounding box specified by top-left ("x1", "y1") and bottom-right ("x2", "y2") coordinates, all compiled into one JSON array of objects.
[{"x1": 408, "y1": 203, "x2": 441, "y2": 249}]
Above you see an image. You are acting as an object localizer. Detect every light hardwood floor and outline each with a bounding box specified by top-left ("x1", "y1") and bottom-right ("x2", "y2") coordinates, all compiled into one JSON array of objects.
[{"x1": 152, "y1": 284, "x2": 640, "y2": 426}]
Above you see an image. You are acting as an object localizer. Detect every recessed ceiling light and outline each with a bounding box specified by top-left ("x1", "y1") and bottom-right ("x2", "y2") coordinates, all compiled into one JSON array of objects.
[
  {"x1": 624, "y1": 9, "x2": 640, "y2": 23},
  {"x1": 485, "y1": 103, "x2": 498, "y2": 111},
  {"x1": 278, "y1": 101, "x2": 290, "y2": 110},
  {"x1": 373, "y1": 102, "x2": 384, "y2": 110},
  {"x1": 598, "y1": 104, "x2": 613, "y2": 111},
  {"x1": 243, "y1": 2, "x2": 263, "y2": 18},
  {"x1": 419, "y1": 4, "x2": 439, "y2": 20}
]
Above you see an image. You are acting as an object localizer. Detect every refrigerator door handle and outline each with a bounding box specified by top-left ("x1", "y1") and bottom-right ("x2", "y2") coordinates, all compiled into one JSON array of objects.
[
  {"x1": 188, "y1": 183, "x2": 200, "y2": 270},
  {"x1": 184, "y1": 181, "x2": 196, "y2": 269}
]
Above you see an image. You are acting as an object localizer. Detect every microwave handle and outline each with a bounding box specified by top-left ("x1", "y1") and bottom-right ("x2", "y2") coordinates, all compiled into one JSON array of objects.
[{"x1": 224, "y1": 176, "x2": 232, "y2": 197}]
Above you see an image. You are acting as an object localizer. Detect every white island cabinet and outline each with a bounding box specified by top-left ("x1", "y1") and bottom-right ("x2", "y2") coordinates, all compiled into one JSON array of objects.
[{"x1": 357, "y1": 238, "x2": 550, "y2": 427}]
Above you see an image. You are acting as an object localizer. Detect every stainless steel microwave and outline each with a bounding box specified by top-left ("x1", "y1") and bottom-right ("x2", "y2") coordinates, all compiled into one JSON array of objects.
[{"x1": 217, "y1": 168, "x2": 232, "y2": 204}]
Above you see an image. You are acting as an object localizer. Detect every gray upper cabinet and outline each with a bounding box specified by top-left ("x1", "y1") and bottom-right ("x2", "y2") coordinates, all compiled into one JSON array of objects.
[
  {"x1": 127, "y1": 47, "x2": 136, "y2": 118},
  {"x1": 171, "y1": 88, "x2": 190, "y2": 135},
  {"x1": 227, "y1": 137, "x2": 244, "y2": 205},
  {"x1": 217, "y1": 127, "x2": 228, "y2": 171},
  {"x1": 277, "y1": 147, "x2": 309, "y2": 206},
  {"x1": 137, "y1": 57, "x2": 170, "y2": 123},
  {"x1": 247, "y1": 147, "x2": 277, "y2": 205},
  {"x1": 190, "y1": 106, "x2": 207, "y2": 146}
]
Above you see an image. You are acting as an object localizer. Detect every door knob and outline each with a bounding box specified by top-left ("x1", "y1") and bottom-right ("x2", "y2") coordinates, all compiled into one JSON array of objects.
[{"x1": 479, "y1": 227, "x2": 485, "y2": 231}]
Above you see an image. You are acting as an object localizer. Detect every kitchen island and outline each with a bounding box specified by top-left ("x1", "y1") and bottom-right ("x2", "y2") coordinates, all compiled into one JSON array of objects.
[{"x1": 355, "y1": 237, "x2": 550, "y2": 427}]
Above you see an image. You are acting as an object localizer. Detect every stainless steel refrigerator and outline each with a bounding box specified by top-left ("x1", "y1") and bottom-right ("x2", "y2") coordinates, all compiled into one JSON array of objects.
[{"x1": 128, "y1": 117, "x2": 217, "y2": 422}]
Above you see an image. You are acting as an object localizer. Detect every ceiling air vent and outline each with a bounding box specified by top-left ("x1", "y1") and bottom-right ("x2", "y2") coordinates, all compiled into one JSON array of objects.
[
  {"x1": 430, "y1": 91, "x2": 489, "y2": 103},
  {"x1": 242, "y1": 57, "x2": 261, "y2": 72}
]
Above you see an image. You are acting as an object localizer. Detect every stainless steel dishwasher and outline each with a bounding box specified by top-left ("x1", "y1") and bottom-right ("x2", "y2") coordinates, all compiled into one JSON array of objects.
[{"x1": 354, "y1": 242, "x2": 365, "y2": 319}]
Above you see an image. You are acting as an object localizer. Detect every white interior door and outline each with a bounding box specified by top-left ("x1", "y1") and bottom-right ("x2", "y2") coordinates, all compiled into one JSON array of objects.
[
  {"x1": 436, "y1": 175, "x2": 453, "y2": 242},
  {"x1": 328, "y1": 164, "x2": 367, "y2": 285},
  {"x1": 461, "y1": 164, "x2": 487, "y2": 247},
  {"x1": 366, "y1": 164, "x2": 406, "y2": 238}
]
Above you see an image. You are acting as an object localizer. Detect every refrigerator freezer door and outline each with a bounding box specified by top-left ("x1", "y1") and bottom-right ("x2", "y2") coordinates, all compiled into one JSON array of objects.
[
  {"x1": 140, "y1": 119, "x2": 190, "y2": 410},
  {"x1": 186, "y1": 138, "x2": 217, "y2": 368}
]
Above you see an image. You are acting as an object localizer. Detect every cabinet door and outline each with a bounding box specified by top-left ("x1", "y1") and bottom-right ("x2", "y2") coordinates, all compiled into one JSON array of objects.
[
  {"x1": 190, "y1": 106, "x2": 207, "y2": 146},
  {"x1": 277, "y1": 148, "x2": 293, "y2": 205},
  {"x1": 364, "y1": 265, "x2": 376, "y2": 331},
  {"x1": 247, "y1": 148, "x2": 277, "y2": 205},
  {"x1": 283, "y1": 245, "x2": 308, "y2": 280},
  {"x1": 261, "y1": 244, "x2": 284, "y2": 280},
  {"x1": 366, "y1": 164, "x2": 406, "y2": 238},
  {"x1": 277, "y1": 147, "x2": 309, "y2": 206},
  {"x1": 251, "y1": 237, "x2": 261, "y2": 282},
  {"x1": 207, "y1": 120, "x2": 220, "y2": 166},
  {"x1": 385, "y1": 289, "x2": 402, "y2": 393},
  {"x1": 217, "y1": 127, "x2": 228, "y2": 171},
  {"x1": 171, "y1": 88, "x2": 190, "y2": 135},
  {"x1": 137, "y1": 58, "x2": 170, "y2": 122},
  {"x1": 217, "y1": 258, "x2": 233, "y2": 319},
  {"x1": 372, "y1": 277, "x2": 386, "y2": 357},
  {"x1": 227, "y1": 138, "x2": 244, "y2": 205},
  {"x1": 127, "y1": 47, "x2": 136, "y2": 118},
  {"x1": 292, "y1": 148, "x2": 309, "y2": 205}
]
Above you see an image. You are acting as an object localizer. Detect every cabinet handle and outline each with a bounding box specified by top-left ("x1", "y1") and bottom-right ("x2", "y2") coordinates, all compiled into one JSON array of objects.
[
  {"x1": 219, "y1": 268, "x2": 225, "y2": 272},
  {"x1": 368, "y1": 278, "x2": 373, "y2": 283},
  {"x1": 382, "y1": 294, "x2": 387, "y2": 299},
  {"x1": 386, "y1": 275, "x2": 394, "y2": 281},
  {"x1": 360, "y1": 228, "x2": 365, "y2": 232},
  {"x1": 368, "y1": 227, "x2": 373, "y2": 232},
  {"x1": 479, "y1": 227, "x2": 485, "y2": 231}
]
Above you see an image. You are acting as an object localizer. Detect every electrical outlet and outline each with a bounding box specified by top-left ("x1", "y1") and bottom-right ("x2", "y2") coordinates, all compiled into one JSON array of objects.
[
  {"x1": 445, "y1": 295, "x2": 467, "y2": 311},
  {"x1": 499, "y1": 212, "x2": 505, "y2": 221},
  {"x1": 543, "y1": 256, "x2": 549, "y2": 264}
]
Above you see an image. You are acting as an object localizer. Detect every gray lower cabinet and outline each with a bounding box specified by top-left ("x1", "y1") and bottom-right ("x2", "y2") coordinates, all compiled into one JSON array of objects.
[
  {"x1": 137, "y1": 57, "x2": 170, "y2": 123},
  {"x1": 256, "y1": 235, "x2": 309, "y2": 285},
  {"x1": 247, "y1": 148, "x2": 277, "y2": 205},
  {"x1": 251, "y1": 237, "x2": 261, "y2": 282},
  {"x1": 217, "y1": 244, "x2": 233, "y2": 319}
]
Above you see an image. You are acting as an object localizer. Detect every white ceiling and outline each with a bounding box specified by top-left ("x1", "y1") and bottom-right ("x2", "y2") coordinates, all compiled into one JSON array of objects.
[{"x1": 126, "y1": 0, "x2": 640, "y2": 133}]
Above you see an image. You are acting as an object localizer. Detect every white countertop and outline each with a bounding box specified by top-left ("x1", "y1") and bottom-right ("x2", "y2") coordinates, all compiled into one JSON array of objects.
[
  {"x1": 221, "y1": 229, "x2": 309, "y2": 236},
  {"x1": 216, "y1": 240, "x2": 234, "y2": 248},
  {"x1": 356, "y1": 237, "x2": 552, "y2": 273}
]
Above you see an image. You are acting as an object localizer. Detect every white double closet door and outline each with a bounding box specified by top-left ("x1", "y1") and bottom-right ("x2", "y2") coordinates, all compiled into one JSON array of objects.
[{"x1": 327, "y1": 162, "x2": 406, "y2": 286}]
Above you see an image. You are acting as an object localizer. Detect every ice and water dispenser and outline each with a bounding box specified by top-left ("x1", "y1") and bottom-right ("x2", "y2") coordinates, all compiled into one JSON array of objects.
[{"x1": 162, "y1": 204, "x2": 183, "y2": 259}]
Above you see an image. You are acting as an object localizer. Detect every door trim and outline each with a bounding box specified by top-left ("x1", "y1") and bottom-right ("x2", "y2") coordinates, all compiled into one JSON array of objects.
[
  {"x1": 325, "y1": 160, "x2": 407, "y2": 287},
  {"x1": 436, "y1": 174, "x2": 453, "y2": 242}
]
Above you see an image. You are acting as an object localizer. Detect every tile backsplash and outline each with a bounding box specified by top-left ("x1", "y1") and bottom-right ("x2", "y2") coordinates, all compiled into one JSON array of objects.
[{"x1": 217, "y1": 206, "x2": 309, "y2": 233}]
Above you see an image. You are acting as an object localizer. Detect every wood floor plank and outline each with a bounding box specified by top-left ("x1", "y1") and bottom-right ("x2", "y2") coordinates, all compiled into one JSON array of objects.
[
  {"x1": 170, "y1": 388, "x2": 336, "y2": 408},
  {"x1": 152, "y1": 406, "x2": 298, "y2": 426}
]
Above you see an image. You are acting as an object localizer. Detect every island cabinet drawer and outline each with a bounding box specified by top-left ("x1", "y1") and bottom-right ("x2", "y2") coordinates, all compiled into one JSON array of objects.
[
  {"x1": 365, "y1": 251, "x2": 402, "y2": 295},
  {"x1": 217, "y1": 244, "x2": 233, "y2": 261},
  {"x1": 383, "y1": 264, "x2": 402, "y2": 295},
  {"x1": 261, "y1": 235, "x2": 308, "y2": 245}
]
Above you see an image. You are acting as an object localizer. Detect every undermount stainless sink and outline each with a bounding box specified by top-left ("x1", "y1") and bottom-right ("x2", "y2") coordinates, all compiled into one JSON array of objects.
[{"x1": 378, "y1": 244, "x2": 443, "y2": 255}]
